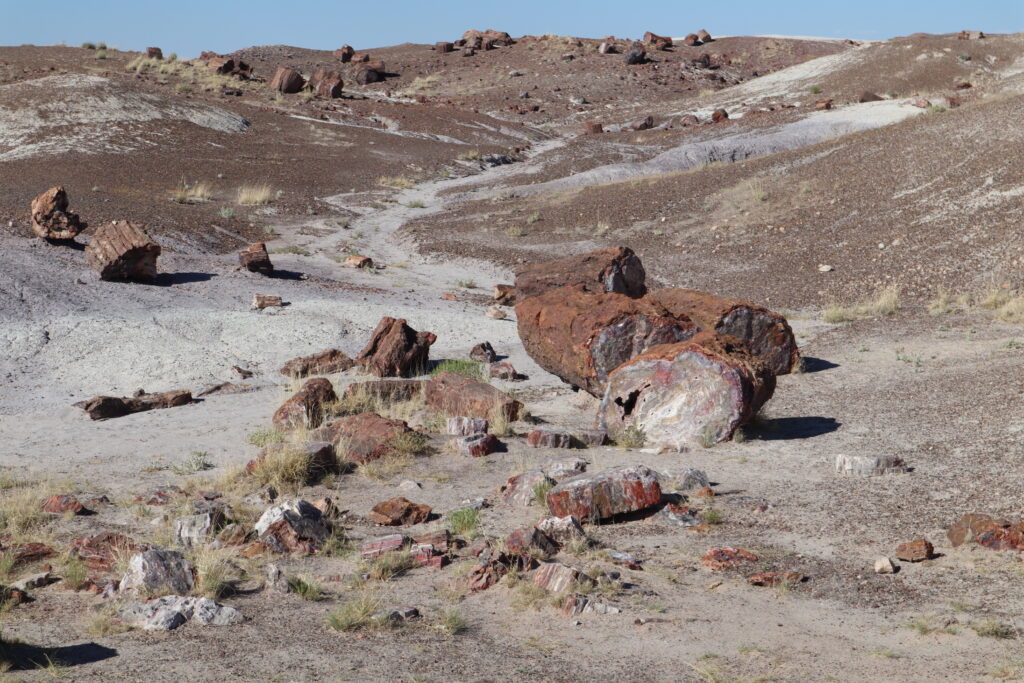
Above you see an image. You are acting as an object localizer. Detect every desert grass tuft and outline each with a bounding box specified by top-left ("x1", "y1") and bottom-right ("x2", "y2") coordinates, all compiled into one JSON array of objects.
[
  {"x1": 171, "y1": 180, "x2": 212, "y2": 204},
  {"x1": 191, "y1": 546, "x2": 236, "y2": 600},
  {"x1": 288, "y1": 575, "x2": 324, "y2": 601},
  {"x1": 237, "y1": 184, "x2": 275, "y2": 206},
  {"x1": 431, "y1": 359, "x2": 485, "y2": 381},
  {"x1": 378, "y1": 176, "x2": 414, "y2": 190},
  {"x1": 823, "y1": 285, "x2": 900, "y2": 323},
  {"x1": 447, "y1": 507, "x2": 480, "y2": 537},
  {"x1": 363, "y1": 551, "x2": 416, "y2": 582},
  {"x1": 326, "y1": 594, "x2": 384, "y2": 631}
]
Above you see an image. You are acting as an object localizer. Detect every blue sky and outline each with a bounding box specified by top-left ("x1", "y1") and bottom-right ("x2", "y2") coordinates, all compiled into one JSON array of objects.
[{"x1": 2, "y1": 0, "x2": 1021, "y2": 57}]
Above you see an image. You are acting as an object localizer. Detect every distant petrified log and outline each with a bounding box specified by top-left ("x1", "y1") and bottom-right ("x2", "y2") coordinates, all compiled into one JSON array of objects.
[
  {"x1": 252, "y1": 294, "x2": 283, "y2": 309},
  {"x1": 354, "y1": 67, "x2": 382, "y2": 85},
  {"x1": 309, "y1": 69, "x2": 343, "y2": 98},
  {"x1": 280, "y1": 349, "x2": 354, "y2": 378},
  {"x1": 270, "y1": 66, "x2": 305, "y2": 93},
  {"x1": 356, "y1": 317, "x2": 436, "y2": 377},
  {"x1": 624, "y1": 43, "x2": 647, "y2": 65},
  {"x1": 646, "y1": 288, "x2": 800, "y2": 375},
  {"x1": 31, "y1": 186, "x2": 83, "y2": 240},
  {"x1": 85, "y1": 221, "x2": 160, "y2": 282},
  {"x1": 461, "y1": 29, "x2": 514, "y2": 48},
  {"x1": 334, "y1": 45, "x2": 355, "y2": 62},
  {"x1": 711, "y1": 108, "x2": 729, "y2": 123},
  {"x1": 516, "y1": 286, "x2": 696, "y2": 396},
  {"x1": 75, "y1": 389, "x2": 193, "y2": 420},
  {"x1": 643, "y1": 31, "x2": 673, "y2": 50},
  {"x1": 146, "y1": 47, "x2": 163, "y2": 59},
  {"x1": 272, "y1": 378, "x2": 337, "y2": 430},
  {"x1": 696, "y1": 29, "x2": 713, "y2": 43},
  {"x1": 239, "y1": 242, "x2": 273, "y2": 274},
  {"x1": 599, "y1": 332, "x2": 776, "y2": 449},
  {"x1": 514, "y1": 246, "x2": 647, "y2": 302},
  {"x1": 582, "y1": 121, "x2": 603, "y2": 135}
]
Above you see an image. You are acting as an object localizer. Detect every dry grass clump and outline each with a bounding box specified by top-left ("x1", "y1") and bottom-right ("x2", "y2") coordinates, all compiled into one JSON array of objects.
[
  {"x1": 171, "y1": 180, "x2": 213, "y2": 204},
  {"x1": 378, "y1": 176, "x2": 414, "y2": 190},
  {"x1": 363, "y1": 551, "x2": 416, "y2": 582},
  {"x1": 431, "y1": 359, "x2": 485, "y2": 381},
  {"x1": 437, "y1": 608, "x2": 468, "y2": 636},
  {"x1": 241, "y1": 444, "x2": 334, "y2": 492},
  {"x1": 458, "y1": 149, "x2": 482, "y2": 161},
  {"x1": 237, "y1": 184, "x2": 275, "y2": 206},
  {"x1": 326, "y1": 594, "x2": 384, "y2": 631},
  {"x1": 0, "y1": 477, "x2": 57, "y2": 540},
  {"x1": 447, "y1": 507, "x2": 480, "y2": 537},
  {"x1": 823, "y1": 285, "x2": 900, "y2": 323},
  {"x1": 191, "y1": 546, "x2": 237, "y2": 600}
]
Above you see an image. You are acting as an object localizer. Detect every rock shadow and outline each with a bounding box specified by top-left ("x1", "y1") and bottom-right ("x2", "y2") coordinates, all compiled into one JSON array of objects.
[
  {"x1": 151, "y1": 272, "x2": 217, "y2": 286},
  {"x1": 799, "y1": 356, "x2": 839, "y2": 373},
  {"x1": 747, "y1": 416, "x2": 840, "y2": 441}
]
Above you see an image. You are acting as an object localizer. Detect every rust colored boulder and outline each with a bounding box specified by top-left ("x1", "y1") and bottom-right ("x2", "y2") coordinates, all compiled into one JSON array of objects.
[
  {"x1": 646, "y1": 288, "x2": 800, "y2": 375},
  {"x1": 682, "y1": 33, "x2": 701, "y2": 47},
  {"x1": 75, "y1": 389, "x2": 192, "y2": 420},
  {"x1": 334, "y1": 45, "x2": 355, "y2": 62},
  {"x1": 462, "y1": 29, "x2": 514, "y2": 48},
  {"x1": 516, "y1": 287, "x2": 696, "y2": 396},
  {"x1": 643, "y1": 31, "x2": 673, "y2": 50},
  {"x1": 631, "y1": 116, "x2": 654, "y2": 131},
  {"x1": 355, "y1": 66, "x2": 383, "y2": 85},
  {"x1": 697, "y1": 29, "x2": 713, "y2": 43},
  {"x1": 239, "y1": 242, "x2": 273, "y2": 274},
  {"x1": 313, "y1": 412, "x2": 415, "y2": 464},
  {"x1": 356, "y1": 317, "x2": 436, "y2": 378},
  {"x1": 69, "y1": 532, "x2": 142, "y2": 571},
  {"x1": 280, "y1": 349, "x2": 354, "y2": 378},
  {"x1": 369, "y1": 497, "x2": 432, "y2": 526},
  {"x1": 599, "y1": 331, "x2": 776, "y2": 449},
  {"x1": 470, "y1": 341, "x2": 497, "y2": 363},
  {"x1": 946, "y1": 513, "x2": 1024, "y2": 551},
  {"x1": 858, "y1": 91, "x2": 882, "y2": 103},
  {"x1": 895, "y1": 539, "x2": 934, "y2": 562},
  {"x1": 815, "y1": 98, "x2": 834, "y2": 111},
  {"x1": 85, "y1": 221, "x2": 160, "y2": 282},
  {"x1": 624, "y1": 42, "x2": 646, "y2": 65},
  {"x1": 42, "y1": 494, "x2": 88, "y2": 515},
  {"x1": 598, "y1": 42, "x2": 617, "y2": 54},
  {"x1": 435, "y1": 41, "x2": 454, "y2": 53},
  {"x1": 272, "y1": 378, "x2": 337, "y2": 430},
  {"x1": 425, "y1": 372, "x2": 522, "y2": 421},
  {"x1": 309, "y1": 69, "x2": 343, "y2": 98},
  {"x1": 546, "y1": 465, "x2": 661, "y2": 521},
  {"x1": 515, "y1": 246, "x2": 647, "y2": 302},
  {"x1": 270, "y1": 66, "x2": 305, "y2": 94},
  {"x1": 146, "y1": 47, "x2": 163, "y2": 59},
  {"x1": 582, "y1": 121, "x2": 603, "y2": 135},
  {"x1": 711, "y1": 108, "x2": 729, "y2": 123},
  {"x1": 31, "y1": 186, "x2": 83, "y2": 240},
  {"x1": 206, "y1": 56, "x2": 234, "y2": 74}
]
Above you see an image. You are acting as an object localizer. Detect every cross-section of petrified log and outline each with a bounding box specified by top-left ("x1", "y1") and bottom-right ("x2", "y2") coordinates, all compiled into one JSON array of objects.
[
  {"x1": 516, "y1": 286, "x2": 696, "y2": 396},
  {"x1": 646, "y1": 288, "x2": 800, "y2": 375},
  {"x1": 514, "y1": 246, "x2": 647, "y2": 301},
  {"x1": 599, "y1": 331, "x2": 775, "y2": 449},
  {"x1": 85, "y1": 221, "x2": 161, "y2": 282}
]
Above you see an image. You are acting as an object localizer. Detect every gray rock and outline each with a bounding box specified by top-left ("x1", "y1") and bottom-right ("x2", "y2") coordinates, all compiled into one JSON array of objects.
[
  {"x1": 835, "y1": 454, "x2": 907, "y2": 477},
  {"x1": 447, "y1": 416, "x2": 488, "y2": 436},
  {"x1": 254, "y1": 499, "x2": 328, "y2": 541},
  {"x1": 544, "y1": 457, "x2": 588, "y2": 482},
  {"x1": 535, "y1": 516, "x2": 585, "y2": 548},
  {"x1": 398, "y1": 479, "x2": 422, "y2": 491},
  {"x1": 11, "y1": 572, "x2": 54, "y2": 591},
  {"x1": 119, "y1": 549, "x2": 194, "y2": 596},
  {"x1": 118, "y1": 595, "x2": 242, "y2": 630},
  {"x1": 174, "y1": 511, "x2": 222, "y2": 548},
  {"x1": 502, "y1": 469, "x2": 556, "y2": 507},
  {"x1": 662, "y1": 467, "x2": 710, "y2": 491},
  {"x1": 264, "y1": 563, "x2": 291, "y2": 594}
]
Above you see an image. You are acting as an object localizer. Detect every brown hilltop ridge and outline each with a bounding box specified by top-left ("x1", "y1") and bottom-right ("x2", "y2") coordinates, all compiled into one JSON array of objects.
[{"x1": 2, "y1": 26, "x2": 1024, "y2": 681}]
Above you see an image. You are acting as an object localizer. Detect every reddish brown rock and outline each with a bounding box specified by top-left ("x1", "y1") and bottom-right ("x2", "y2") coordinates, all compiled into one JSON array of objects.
[
  {"x1": 748, "y1": 571, "x2": 803, "y2": 587},
  {"x1": 947, "y1": 513, "x2": 1013, "y2": 548},
  {"x1": 350, "y1": 52, "x2": 370, "y2": 63},
  {"x1": 446, "y1": 416, "x2": 489, "y2": 436},
  {"x1": 271, "y1": 378, "x2": 337, "y2": 430},
  {"x1": 280, "y1": 349, "x2": 354, "y2": 378},
  {"x1": 815, "y1": 99, "x2": 834, "y2": 110},
  {"x1": 239, "y1": 242, "x2": 273, "y2": 274},
  {"x1": 546, "y1": 465, "x2": 661, "y2": 521},
  {"x1": 534, "y1": 516, "x2": 585, "y2": 547},
  {"x1": 309, "y1": 69, "x2": 343, "y2": 98},
  {"x1": 534, "y1": 562, "x2": 587, "y2": 593},
  {"x1": 369, "y1": 497, "x2": 432, "y2": 526},
  {"x1": 435, "y1": 41, "x2": 454, "y2": 53},
  {"x1": 643, "y1": 31, "x2": 673, "y2": 50},
  {"x1": 489, "y1": 362, "x2": 522, "y2": 381},
  {"x1": 270, "y1": 65, "x2": 305, "y2": 93},
  {"x1": 679, "y1": 114, "x2": 700, "y2": 126},
  {"x1": 682, "y1": 33, "x2": 701, "y2": 46},
  {"x1": 631, "y1": 116, "x2": 655, "y2": 131},
  {"x1": 356, "y1": 317, "x2": 436, "y2": 378},
  {"x1": 527, "y1": 428, "x2": 572, "y2": 449},
  {"x1": 0, "y1": 542, "x2": 56, "y2": 566},
  {"x1": 600, "y1": 331, "x2": 776, "y2": 449},
  {"x1": 206, "y1": 56, "x2": 234, "y2": 74},
  {"x1": 582, "y1": 121, "x2": 604, "y2": 135},
  {"x1": 696, "y1": 29, "x2": 713, "y2": 43},
  {"x1": 624, "y1": 43, "x2": 647, "y2": 65},
  {"x1": 711, "y1": 108, "x2": 729, "y2": 123},
  {"x1": 360, "y1": 534, "x2": 407, "y2": 558},
  {"x1": 354, "y1": 67, "x2": 382, "y2": 85},
  {"x1": 454, "y1": 433, "x2": 499, "y2": 457},
  {"x1": 313, "y1": 412, "x2": 416, "y2": 464},
  {"x1": 85, "y1": 221, "x2": 160, "y2": 282},
  {"x1": 68, "y1": 533, "x2": 140, "y2": 571},
  {"x1": 516, "y1": 286, "x2": 696, "y2": 396},
  {"x1": 254, "y1": 500, "x2": 329, "y2": 555},
  {"x1": 895, "y1": 539, "x2": 934, "y2": 562},
  {"x1": 976, "y1": 524, "x2": 1024, "y2": 552},
  {"x1": 31, "y1": 186, "x2": 83, "y2": 240},
  {"x1": 504, "y1": 527, "x2": 557, "y2": 558},
  {"x1": 462, "y1": 29, "x2": 514, "y2": 48},
  {"x1": 344, "y1": 254, "x2": 373, "y2": 269},
  {"x1": 334, "y1": 45, "x2": 354, "y2": 62},
  {"x1": 41, "y1": 495, "x2": 88, "y2": 515},
  {"x1": 598, "y1": 42, "x2": 617, "y2": 55},
  {"x1": 910, "y1": 97, "x2": 931, "y2": 108},
  {"x1": 468, "y1": 559, "x2": 507, "y2": 592},
  {"x1": 425, "y1": 372, "x2": 522, "y2": 421},
  {"x1": 146, "y1": 47, "x2": 163, "y2": 59},
  {"x1": 514, "y1": 246, "x2": 647, "y2": 301},
  {"x1": 503, "y1": 469, "x2": 556, "y2": 506},
  {"x1": 493, "y1": 284, "x2": 516, "y2": 305},
  {"x1": 646, "y1": 288, "x2": 800, "y2": 375},
  {"x1": 858, "y1": 91, "x2": 883, "y2": 103},
  {"x1": 75, "y1": 389, "x2": 193, "y2": 420},
  {"x1": 470, "y1": 342, "x2": 497, "y2": 363},
  {"x1": 702, "y1": 547, "x2": 759, "y2": 571}
]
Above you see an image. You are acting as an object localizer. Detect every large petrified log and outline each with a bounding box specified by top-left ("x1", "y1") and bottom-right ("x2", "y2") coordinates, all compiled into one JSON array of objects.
[
  {"x1": 31, "y1": 186, "x2": 83, "y2": 240},
  {"x1": 75, "y1": 389, "x2": 193, "y2": 420},
  {"x1": 647, "y1": 288, "x2": 800, "y2": 375},
  {"x1": 514, "y1": 246, "x2": 647, "y2": 301},
  {"x1": 545, "y1": 465, "x2": 662, "y2": 521},
  {"x1": 279, "y1": 349, "x2": 354, "y2": 378},
  {"x1": 85, "y1": 221, "x2": 161, "y2": 282},
  {"x1": 424, "y1": 372, "x2": 522, "y2": 420},
  {"x1": 599, "y1": 331, "x2": 775, "y2": 449},
  {"x1": 356, "y1": 317, "x2": 436, "y2": 378},
  {"x1": 515, "y1": 286, "x2": 696, "y2": 396}
]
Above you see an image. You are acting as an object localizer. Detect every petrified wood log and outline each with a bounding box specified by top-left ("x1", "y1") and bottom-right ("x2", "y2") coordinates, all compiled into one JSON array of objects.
[
  {"x1": 514, "y1": 246, "x2": 647, "y2": 301},
  {"x1": 85, "y1": 221, "x2": 160, "y2": 282},
  {"x1": 75, "y1": 389, "x2": 193, "y2": 420},
  {"x1": 646, "y1": 288, "x2": 800, "y2": 375},
  {"x1": 356, "y1": 317, "x2": 435, "y2": 378},
  {"x1": 599, "y1": 331, "x2": 775, "y2": 449},
  {"x1": 515, "y1": 286, "x2": 696, "y2": 396}
]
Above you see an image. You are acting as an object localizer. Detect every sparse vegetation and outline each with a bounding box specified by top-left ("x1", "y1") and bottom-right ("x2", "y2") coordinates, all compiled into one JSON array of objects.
[
  {"x1": 405, "y1": 199, "x2": 426, "y2": 208},
  {"x1": 247, "y1": 427, "x2": 286, "y2": 448},
  {"x1": 614, "y1": 425, "x2": 646, "y2": 449},
  {"x1": 271, "y1": 246, "x2": 311, "y2": 256},
  {"x1": 823, "y1": 285, "x2": 900, "y2": 323},
  {"x1": 218, "y1": 207, "x2": 237, "y2": 219},
  {"x1": 525, "y1": 212, "x2": 541, "y2": 224},
  {"x1": 171, "y1": 180, "x2": 212, "y2": 204},
  {"x1": 171, "y1": 451, "x2": 213, "y2": 475},
  {"x1": 533, "y1": 480, "x2": 554, "y2": 511},
  {"x1": 907, "y1": 615, "x2": 957, "y2": 636},
  {"x1": 971, "y1": 619, "x2": 1018, "y2": 639},
  {"x1": 191, "y1": 546, "x2": 236, "y2": 600},
  {"x1": 810, "y1": 85, "x2": 822, "y2": 94},
  {"x1": 926, "y1": 105, "x2": 948, "y2": 114},
  {"x1": 506, "y1": 226, "x2": 524, "y2": 238},
  {"x1": 447, "y1": 507, "x2": 480, "y2": 537},
  {"x1": 700, "y1": 507, "x2": 723, "y2": 525},
  {"x1": 378, "y1": 176, "x2": 414, "y2": 190},
  {"x1": 237, "y1": 184, "x2": 276, "y2": 206},
  {"x1": 288, "y1": 575, "x2": 324, "y2": 601},
  {"x1": 458, "y1": 149, "x2": 482, "y2": 161},
  {"x1": 326, "y1": 594, "x2": 383, "y2": 631},
  {"x1": 431, "y1": 359, "x2": 485, "y2": 381},
  {"x1": 81, "y1": 42, "x2": 96, "y2": 50},
  {"x1": 364, "y1": 551, "x2": 416, "y2": 581},
  {"x1": 455, "y1": 279, "x2": 477, "y2": 289},
  {"x1": 437, "y1": 608, "x2": 468, "y2": 636},
  {"x1": 95, "y1": 49, "x2": 108, "y2": 60},
  {"x1": 174, "y1": 82, "x2": 192, "y2": 93}
]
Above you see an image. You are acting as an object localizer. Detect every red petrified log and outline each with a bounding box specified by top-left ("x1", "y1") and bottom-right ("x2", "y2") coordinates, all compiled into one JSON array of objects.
[
  {"x1": 514, "y1": 246, "x2": 647, "y2": 301},
  {"x1": 545, "y1": 465, "x2": 662, "y2": 521}
]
